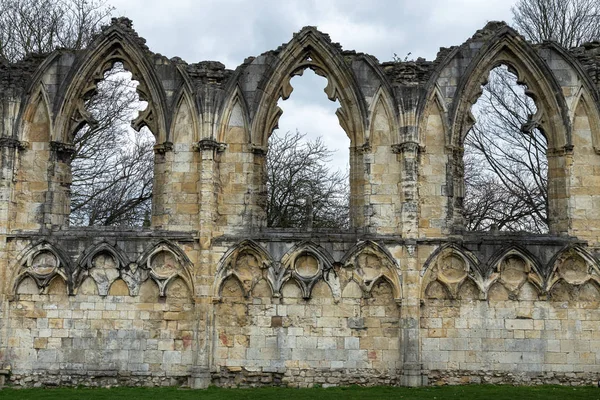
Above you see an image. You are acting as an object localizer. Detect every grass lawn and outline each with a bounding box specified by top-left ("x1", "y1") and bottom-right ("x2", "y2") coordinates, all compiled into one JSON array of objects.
[{"x1": 2, "y1": 385, "x2": 600, "y2": 400}]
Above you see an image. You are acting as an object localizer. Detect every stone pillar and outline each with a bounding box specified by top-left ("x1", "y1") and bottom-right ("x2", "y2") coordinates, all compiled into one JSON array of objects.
[
  {"x1": 152, "y1": 141, "x2": 173, "y2": 228},
  {"x1": 349, "y1": 144, "x2": 370, "y2": 230},
  {"x1": 196, "y1": 139, "x2": 225, "y2": 246},
  {"x1": 394, "y1": 140, "x2": 426, "y2": 386},
  {"x1": 546, "y1": 145, "x2": 572, "y2": 235},
  {"x1": 445, "y1": 145, "x2": 464, "y2": 233},
  {"x1": 0, "y1": 101, "x2": 22, "y2": 371},
  {"x1": 0, "y1": 138, "x2": 22, "y2": 234},
  {"x1": 188, "y1": 139, "x2": 226, "y2": 389},
  {"x1": 188, "y1": 299, "x2": 213, "y2": 389},
  {"x1": 250, "y1": 145, "x2": 267, "y2": 231},
  {"x1": 400, "y1": 242, "x2": 425, "y2": 387},
  {"x1": 394, "y1": 141, "x2": 420, "y2": 236},
  {"x1": 189, "y1": 366, "x2": 211, "y2": 389},
  {"x1": 44, "y1": 141, "x2": 75, "y2": 228}
]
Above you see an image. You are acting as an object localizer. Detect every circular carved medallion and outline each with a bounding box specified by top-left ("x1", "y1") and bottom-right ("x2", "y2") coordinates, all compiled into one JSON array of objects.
[
  {"x1": 295, "y1": 254, "x2": 319, "y2": 278},
  {"x1": 30, "y1": 251, "x2": 58, "y2": 276},
  {"x1": 438, "y1": 254, "x2": 467, "y2": 283}
]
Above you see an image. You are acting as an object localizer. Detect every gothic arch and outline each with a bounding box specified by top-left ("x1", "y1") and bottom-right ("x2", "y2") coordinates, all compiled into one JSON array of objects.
[
  {"x1": 280, "y1": 241, "x2": 339, "y2": 300},
  {"x1": 368, "y1": 85, "x2": 400, "y2": 145},
  {"x1": 11, "y1": 84, "x2": 54, "y2": 230},
  {"x1": 542, "y1": 41, "x2": 600, "y2": 133},
  {"x1": 77, "y1": 241, "x2": 130, "y2": 271},
  {"x1": 54, "y1": 22, "x2": 169, "y2": 144},
  {"x1": 418, "y1": 84, "x2": 449, "y2": 144},
  {"x1": 251, "y1": 27, "x2": 368, "y2": 148},
  {"x1": 341, "y1": 240, "x2": 401, "y2": 300},
  {"x1": 217, "y1": 84, "x2": 251, "y2": 144},
  {"x1": 443, "y1": 28, "x2": 573, "y2": 234},
  {"x1": 450, "y1": 28, "x2": 571, "y2": 150},
  {"x1": 486, "y1": 246, "x2": 544, "y2": 297},
  {"x1": 18, "y1": 84, "x2": 53, "y2": 142},
  {"x1": 14, "y1": 50, "x2": 64, "y2": 140},
  {"x1": 547, "y1": 245, "x2": 600, "y2": 292},
  {"x1": 570, "y1": 86, "x2": 600, "y2": 154},
  {"x1": 217, "y1": 274, "x2": 246, "y2": 298},
  {"x1": 487, "y1": 245, "x2": 544, "y2": 279},
  {"x1": 137, "y1": 240, "x2": 194, "y2": 297},
  {"x1": 74, "y1": 242, "x2": 132, "y2": 294},
  {"x1": 421, "y1": 244, "x2": 483, "y2": 299},
  {"x1": 169, "y1": 85, "x2": 200, "y2": 144},
  {"x1": 214, "y1": 240, "x2": 274, "y2": 299},
  {"x1": 11, "y1": 240, "x2": 72, "y2": 295},
  {"x1": 357, "y1": 52, "x2": 402, "y2": 144}
]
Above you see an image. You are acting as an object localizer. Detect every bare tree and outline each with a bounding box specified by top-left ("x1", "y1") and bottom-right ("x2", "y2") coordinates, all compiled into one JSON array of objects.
[
  {"x1": 512, "y1": 0, "x2": 600, "y2": 48},
  {"x1": 0, "y1": 0, "x2": 113, "y2": 62},
  {"x1": 0, "y1": 0, "x2": 155, "y2": 227},
  {"x1": 267, "y1": 130, "x2": 349, "y2": 229},
  {"x1": 464, "y1": 0, "x2": 600, "y2": 233},
  {"x1": 464, "y1": 66, "x2": 548, "y2": 233},
  {"x1": 69, "y1": 63, "x2": 154, "y2": 227}
]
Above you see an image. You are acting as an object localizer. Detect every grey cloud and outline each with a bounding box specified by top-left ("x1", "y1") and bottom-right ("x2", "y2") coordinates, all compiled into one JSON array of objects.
[
  {"x1": 110, "y1": 0, "x2": 518, "y2": 172},
  {"x1": 113, "y1": 0, "x2": 518, "y2": 67}
]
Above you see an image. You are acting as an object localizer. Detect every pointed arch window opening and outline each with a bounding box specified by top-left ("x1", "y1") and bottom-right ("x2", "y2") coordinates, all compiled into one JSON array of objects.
[
  {"x1": 266, "y1": 68, "x2": 351, "y2": 229},
  {"x1": 463, "y1": 64, "x2": 549, "y2": 234},
  {"x1": 69, "y1": 62, "x2": 156, "y2": 227}
]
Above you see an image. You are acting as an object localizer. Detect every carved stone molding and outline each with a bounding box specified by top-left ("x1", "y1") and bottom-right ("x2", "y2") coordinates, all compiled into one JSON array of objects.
[
  {"x1": 354, "y1": 141, "x2": 372, "y2": 154},
  {"x1": 0, "y1": 137, "x2": 28, "y2": 150},
  {"x1": 195, "y1": 138, "x2": 227, "y2": 152},
  {"x1": 251, "y1": 145, "x2": 268, "y2": 156},
  {"x1": 547, "y1": 144, "x2": 574, "y2": 157},
  {"x1": 392, "y1": 141, "x2": 424, "y2": 154},
  {"x1": 154, "y1": 141, "x2": 174, "y2": 154},
  {"x1": 50, "y1": 141, "x2": 76, "y2": 162}
]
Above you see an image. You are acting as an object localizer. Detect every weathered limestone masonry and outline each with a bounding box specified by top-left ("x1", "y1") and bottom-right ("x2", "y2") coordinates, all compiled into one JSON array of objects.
[{"x1": 1, "y1": 17, "x2": 600, "y2": 388}]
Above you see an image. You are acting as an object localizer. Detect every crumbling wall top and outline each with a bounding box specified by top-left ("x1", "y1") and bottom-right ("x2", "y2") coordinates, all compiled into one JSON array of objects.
[
  {"x1": 0, "y1": 53, "x2": 50, "y2": 93},
  {"x1": 185, "y1": 61, "x2": 233, "y2": 86},
  {"x1": 570, "y1": 41, "x2": 600, "y2": 87},
  {"x1": 98, "y1": 17, "x2": 151, "y2": 53}
]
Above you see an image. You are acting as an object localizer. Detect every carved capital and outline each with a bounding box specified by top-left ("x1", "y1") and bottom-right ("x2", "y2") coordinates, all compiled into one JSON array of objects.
[
  {"x1": 154, "y1": 141, "x2": 174, "y2": 154},
  {"x1": 50, "y1": 141, "x2": 75, "y2": 162},
  {"x1": 354, "y1": 141, "x2": 372, "y2": 154},
  {"x1": 445, "y1": 145, "x2": 464, "y2": 158},
  {"x1": 392, "y1": 141, "x2": 424, "y2": 154},
  {"x1": 195, "y1": 139, "x2": 227, "y2": 153},
  {"x1": 547, "y1": 145, "x2": 574, "y2": 157},
  {"x1": 251, "y1": 145, "x2": 268, "y2": 156},
  {"x1": 0, "y1": 137, "x2": 28, "y2": 150}
]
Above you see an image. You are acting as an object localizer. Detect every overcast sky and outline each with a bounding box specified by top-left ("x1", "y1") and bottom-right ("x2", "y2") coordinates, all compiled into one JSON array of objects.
[{"x1": 111, "y1": 0, "x2": 519, "y2": 171}]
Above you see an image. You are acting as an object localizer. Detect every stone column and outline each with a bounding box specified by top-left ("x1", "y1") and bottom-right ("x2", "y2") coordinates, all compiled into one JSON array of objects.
[
  {"x1": 546, "y1": 145, "x2": 572, "y2": 235},
  {"x1": 44, "y1": 141, "x2": 75, "y2": 228},
  {"x1": 152, "y1": 141, "x2": 173, "y2": 228},
  {"x1": 196, "y1": 139, "x2": 225, "y2": 247},
  {"x1": 394, "y1": 140, "x2": 426, "y2": 386},
  {"x1": 0, "y1": 138, "x2": 23, "y2": 234},
  {"x1": 349, "y1": 144, "x2": 370, "y2": 230},
  {"x1": 188, "y1": 139, "x2": 225, "y2": 389},
  {"x1": 445, "y1": 145, "x2": 464, "y2": 233},
  {"x1": 250, "y1": 145, "x2": 268, "y2": 231},
  {"x1": 0, "y1": 103, "x2": 23, "y2": 369}
]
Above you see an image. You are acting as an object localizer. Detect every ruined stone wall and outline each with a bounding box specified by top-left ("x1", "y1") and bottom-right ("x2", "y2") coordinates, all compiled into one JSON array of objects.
[
  {"x1": 422, "y1": 299, "x2": 600, "y2": 386},
  {"x1": 419, "y1": 239, "x2": 600, "y2": 385},
  {"x1": 1, "y1": 18, "x2": 600, "y2": 388},
  {"x1": 2, "y1": 233, "x2": 197, "y2": 386}
]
